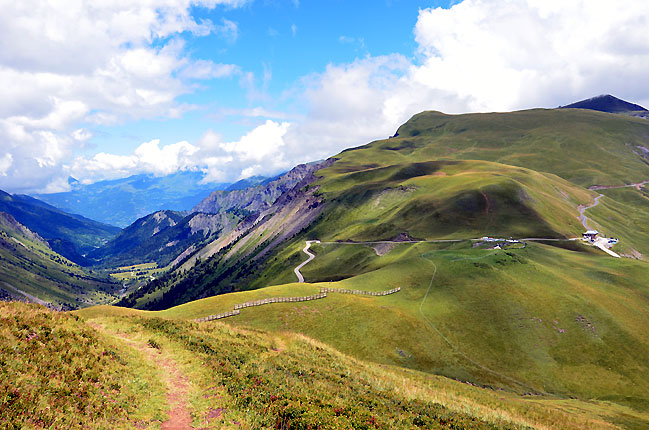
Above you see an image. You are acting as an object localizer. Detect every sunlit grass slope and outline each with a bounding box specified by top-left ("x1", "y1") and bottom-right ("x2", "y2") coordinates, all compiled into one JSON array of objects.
[
  {"x1": 0, "y1": 302, "x2": 166, "y2": 429},
  {"x1": 0, "y1": 218, "x2": 117, "y2": 308},
  {"x1": 83, "y1": 241, "x2": 649, "y2": 428},
  {"x1": 310, "y1": 159, "x2": 593, "y2": 242},
  {"x1": 377, "y1": 108, "x2": 649, "y2": 187},
  {"x1": 74, "y1": 305, "x2": 642, "y2": 429}
]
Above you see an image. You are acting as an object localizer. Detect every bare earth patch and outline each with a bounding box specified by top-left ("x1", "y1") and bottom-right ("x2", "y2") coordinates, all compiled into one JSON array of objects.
[
  {"x1": 373, "y1": 242, "x2": 397, "y2": 256},
  {"x1": 88, "y1": 322, "x2": 193, "y2": 430}
]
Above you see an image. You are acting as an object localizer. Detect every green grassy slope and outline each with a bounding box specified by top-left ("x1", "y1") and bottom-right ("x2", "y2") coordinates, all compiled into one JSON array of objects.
[
  {"x1": 111, "y1": 242, "x2": 649, "y2": 412},
  {"x1": 75, "y1": 303, "x2": 637, "y2": 429},
  {"x1": 76, "y1": 242, "x2": 649, "y2": 429},
  {"x1": 310, "y1": 159, "x2": 592, "y2": 241},
  {"x1": 379, "y1": 108, "x2": 649, "y2": 187},
  {"x1": 0, "y1": 215, "x2": 118, "y2": 309}
]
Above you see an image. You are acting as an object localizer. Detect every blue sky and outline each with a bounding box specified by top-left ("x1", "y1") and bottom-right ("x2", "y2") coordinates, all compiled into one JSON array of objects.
[
  {"x1": 1, "y1": 0, "x2": 648, "y2": 193},
  {"x1": 87, "y1": 0, "x2": 434, "y2": 155}
]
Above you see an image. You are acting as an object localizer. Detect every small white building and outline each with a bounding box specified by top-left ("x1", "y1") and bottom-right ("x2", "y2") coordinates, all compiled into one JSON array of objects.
[{"x1": 582, "y1": 230, "x2": 599, "y2": 241}]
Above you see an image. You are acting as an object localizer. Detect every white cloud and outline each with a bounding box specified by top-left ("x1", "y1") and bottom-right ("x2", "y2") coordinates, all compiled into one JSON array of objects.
[
  {"x1": 5, "y1": 0, "x2": 649, "y2": 193},
  {"x1": 135, "y1": 140, "x2": 199, "y2": 175},
  {"x1": 0, "y1": 154, "x2": 12, "y2": 176},
  {"x1": 220, "y1": 120, "x2": 289, "y2": 162},
  {"x1": 70, "y1": 139, "x2": 200, "y2": 182},
  {"x1": 71, "y1": 120, "x2": 290, "y2": 184},
  {"x1": 179, "y1": 60, "x2": 240, "y2": 80},
  {"x1": 275, "y1": 0, "x2": 649, "y2": 172},
  {"x1": 0, "y1": 0, "x2": 247, "y2": 193},
  {"x1": 411, "y1": 0, "x2": 649, "y2": 112},
  {"x1": 199, "y1": 120, "x2": 291, "y2": 180},
  {"x1": 215, "y1": 18, "x2": 239, "y2": 43},
  {"x1": 216, "y1": 106, "x2": 294, "y2": 120}
]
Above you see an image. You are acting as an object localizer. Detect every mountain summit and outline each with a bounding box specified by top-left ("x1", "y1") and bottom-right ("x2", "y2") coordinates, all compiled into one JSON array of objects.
[{"x1": 560, "y1": 94, "x2": 648, "y2": 114}]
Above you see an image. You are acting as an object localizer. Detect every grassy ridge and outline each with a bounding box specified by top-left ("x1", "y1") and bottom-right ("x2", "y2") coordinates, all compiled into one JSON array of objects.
[
  {"x1": 310, "y1": 159, "x2": 592, "y2": 242},
  {"x1": 387, "y1": 109, "x2": 649, "y2": 187}
]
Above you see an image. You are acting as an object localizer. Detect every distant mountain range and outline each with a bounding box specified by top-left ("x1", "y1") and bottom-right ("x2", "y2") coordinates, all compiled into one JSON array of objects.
[{"x1": 34, "y1": 171, "x2": 235, "y2": 228}]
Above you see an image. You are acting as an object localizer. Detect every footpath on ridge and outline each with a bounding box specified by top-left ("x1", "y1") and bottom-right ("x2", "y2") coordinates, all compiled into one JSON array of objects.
[{"x1": 88, "y1": 321, "x2": 194, "y2": 430}]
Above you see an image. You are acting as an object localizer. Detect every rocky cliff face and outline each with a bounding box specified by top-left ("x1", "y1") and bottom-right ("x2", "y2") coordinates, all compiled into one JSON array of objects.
[
  {"x1": 176, "y1": 159, "x2": 335, "y2": 271},
  {"x1": 192, "y1": 162, "x2": 326, "y2": 215}
]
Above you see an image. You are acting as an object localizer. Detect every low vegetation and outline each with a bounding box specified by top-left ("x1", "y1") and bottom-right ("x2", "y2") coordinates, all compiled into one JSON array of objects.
[
  {"x1": 0, "y1": 302, "x2": 166, "y2": 429},
  {"x1": 73, "y1": 308, "x2": 632, "y2": 429}
]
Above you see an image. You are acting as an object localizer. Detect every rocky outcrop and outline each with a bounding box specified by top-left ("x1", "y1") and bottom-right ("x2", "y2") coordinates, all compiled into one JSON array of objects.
[
  {"x1": 176, "y1": 159, "x2": 335, "y2": 271},
  {"x1": 192, "y1": 162, "x2": 328, "y2": 215},
  {"x1": 187, "y1": 212, "x2": 235, "y2": 236}
]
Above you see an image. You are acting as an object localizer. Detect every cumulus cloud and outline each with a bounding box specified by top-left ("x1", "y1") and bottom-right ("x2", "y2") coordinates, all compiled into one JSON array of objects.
[
  {"x1": 70, "y1": 120, "x2": 290, "y2": 184},
  {"x1": 0, "y1": 154, "x2": 12, "y2": 176},
  {"x1": 274, "y1": 0, "x2": 649, "y2": 172},
  {"x1": 411, "y1": 0, "x2": 649, "y2": 112},
  {"x1": 199, "y1": 120, "x2": 291, "y2": 180},
  {"x1": 70, "y1": 139, "x2": 199, "y2": 183},
  {"x1": 5, "y1": 0, "x2": 649, "y2": 193},
  {"x1": 0, "y1": 0, "x2": 246, "y2": 193}
]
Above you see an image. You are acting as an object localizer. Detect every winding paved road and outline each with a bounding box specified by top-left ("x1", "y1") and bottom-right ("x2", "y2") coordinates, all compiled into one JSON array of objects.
[
  {"x1": 294, "y1": 240, "x2": 320, "y2": 283},
  {"x1": 578, "y1": 194, "x2": 604, "y2": 230}
]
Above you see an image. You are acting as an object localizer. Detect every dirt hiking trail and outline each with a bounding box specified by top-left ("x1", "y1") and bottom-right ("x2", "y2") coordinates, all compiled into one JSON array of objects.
[{"x1": 87, "y1": 322, "x2": 193, "y2": 430}]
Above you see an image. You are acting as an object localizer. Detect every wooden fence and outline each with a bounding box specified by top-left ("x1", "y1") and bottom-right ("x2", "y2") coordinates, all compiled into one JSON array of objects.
[
  {"x1": 319, "y1": 287, "x2": 400, "y2": 296},
  {"x1": 234, "y1": 292, "x2": 328, "y2": 310},
  {"x1": 195, "y1": 309, "x2": 240, "y2": 323},
  {"x1": 195, "y1": 287, "x2": 400, "y2": 323}
]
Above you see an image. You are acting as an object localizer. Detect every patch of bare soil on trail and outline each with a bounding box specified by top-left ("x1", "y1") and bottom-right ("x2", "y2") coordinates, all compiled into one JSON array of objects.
[
  {"x1": 87, "y1": 322, "x2": 193, "y2": 430},
  {"x1": 159, "y1": 353, "x2": 193, "y2": 430}
]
